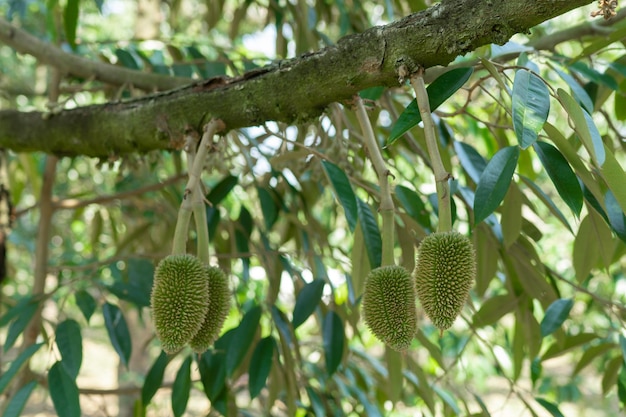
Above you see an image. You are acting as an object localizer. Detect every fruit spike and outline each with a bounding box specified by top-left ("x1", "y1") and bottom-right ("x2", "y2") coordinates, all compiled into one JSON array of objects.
[
  {"x1": 151, "y1": 254, "x2": 209, "y2": 353},
  {"x1": 414, "y1": 231, "x2": 476, "y2": 331},
  {"x1": 189, "y1": 266, "x2": 231, "y2": 353},
  {"x1": 362, "y1": 265, "x2": 417, "y2": 351}
]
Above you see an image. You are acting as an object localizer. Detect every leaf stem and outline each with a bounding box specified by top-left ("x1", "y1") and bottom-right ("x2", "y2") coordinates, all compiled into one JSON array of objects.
[
  {"x1": 354, "y1": 96, "x2": 395, "y2": 266},
  {"x1": 410, "y1": 71, "x2": 452, "y2": 233}
]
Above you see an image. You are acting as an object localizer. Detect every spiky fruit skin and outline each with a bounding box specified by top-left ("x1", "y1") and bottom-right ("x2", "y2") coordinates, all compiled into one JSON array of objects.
[
  {"x1": 151, "y1": 254, "x2": 209, "y2": 353},
  {"x1": 414, "y1": 231, "x2": 476, "y2": 331},
  {"x1": 189, "y1": 266, "x2": 231, "y2": 353},
  {"x1": 362, "y1": 265, "x2": 417, "y2": 351}
]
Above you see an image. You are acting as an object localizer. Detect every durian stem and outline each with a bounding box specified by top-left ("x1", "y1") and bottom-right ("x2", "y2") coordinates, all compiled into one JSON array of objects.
[
  {"x1": 192, "y1": 185, "x2": 210, "y2": 264},
  {"x1": 172, "y1": 205, "x2": 192, "y2": 255},
  {"x1": 410, "y1": 70, "x2": 452, "y2": 233},
  {"x1": 354, "y1": 96, "x2": 395, "y2": 266},
  {"x1": 184, "y1": 119, "x2": 224, "y2": 197}
]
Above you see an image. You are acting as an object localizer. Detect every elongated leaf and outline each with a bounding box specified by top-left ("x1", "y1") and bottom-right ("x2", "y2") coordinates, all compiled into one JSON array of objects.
[
  {"x1": 573, "y1": 211, "x2": 613, "y2": 282},
  {"x1": 56, "y1": 319, "x2": 82, "y2": 379},
  {"x1": 512, "y1": 70, "x2": 550, "y2": 149},
  {"x1": 553, "y1": 67, "x2": 594, "y2": 113},
  {"x1": 198, "y1": 330, "x2": 233, "y2": 401},
  {"x1": 48, "y1": 362, "x2": 81, "y2": 417},
  {"x1": 141, "y1": 350, "x2": 168, "y2": 406},
  {"x1": 74, "y1": 290, "x2": 96, "y2": 323},
  {"x1": 519, "y1": 175, "x2": 572, "y2": 233},
  {"x1": 500, "y1": 182, "x2": 522, "y2": 248},
  {"x1": 2, "y1": 380, "x2": 37, "y2": 417},
  {"x1": 533, "y1": 141, "x2": 582, "y2": 217},
  {"x1": 356, "y1": 197, "x2": 382, "y2": 269},
  {"x1": 574, "y1": 342, "x2": 615, "y2": 375},
  {"x1": 257, "y1": 187, "x2": 278, "y2": 230},
  {"x1": 321, "y1": 160, "x2": 358, "y2": 232},
  {"x1": 600, "y1": 145, "x2": 626, "y2": 214},
  {"x1": 292, "y1": 279, "x2": 325, "y2": 328},
  {"x1": 207, "y1": 175, "x2": 238, "y2": 204},
  {"x1": 542, "y1": 333, "x2": 598, "y2": 361},
  {"x1": 535, "y1": 398, "x2": 565, "y2": 417},
  {"x1": 249, "y1": 336, "x2": 275, "y2": 399},
  {"x1": 323, "y1": 311, "x2": 344, "y2": 376},
  {"x1": 4, "y1": 298, "x2": 38, "y2": 352},
  {"x1": 570, "y1": 61, "x2": 619, "y2": 90},
  {"x1": 474, "y1": 146, "x2": 520, "y2": 224},
  {"x1": 540, "y1": 298, "x2": 574, "y2": 337},
  {"x1": 0, "y1": 343, "x2": 43, "y2": 394},
  {"x1": 620, "y1": 335, "x2": 626, "y2": 366},
  {"x1": 473, "y1": 294, "x2": 517, "y2": 327},
  {"x1": 557, "y1": 89, "x2": 605, "y2": 166},
  {"x1": 226, "y1": 305, "x2": 262, "y2": 376},
  {"x1": 453, "y1": 141, "x2": 487, "y2": 184},
  {"x1": 395, "y1": 185, "x2": 432, "y2": 230},
  {"x1": 63, "y1": 0, "x2": 79, "y2": 50},
  {"x1": 172, "y1": 356, "x2": 192, "y2": 417},
  {"x1": 102, "y1": 302, "x2": 132, "y2": 367},
  {"x1": 605, "y1": 191, "x2": 626, "y2": 242},
  {"x1": 388, "y1": 67, "x2": 473, "y2": 145},
  {"x1": 603, "y1": 356, "x2": 623, "y2": 395}
]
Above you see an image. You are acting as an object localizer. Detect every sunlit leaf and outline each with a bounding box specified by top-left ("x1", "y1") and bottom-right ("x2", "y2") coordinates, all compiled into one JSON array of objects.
[
  {"x1": 512, "y1": 70, "x2": 550, "y2": 149},
  {"x1": 323, "y1": 311, "x2": 344, "y2": 376},
  {"x1": 533, "y1": 141, "x2": 582, "y2": 217},
  {"x1": 388, "y1": 67, "x2": 473, "y2": 145},
  {"x1": 541, "y1": 299, "x2": 574, "y2": 338},
  {"x1": 226, "y1": 305, "x2": 261, "y2": 376},
  {"x1": 141, "y1": 351, "x2": 168, "y2": 407},
  {"x1": 102, "y1": 302, "x2": 132, "y2": 367},
  {"x1": 357, "y1": 197, "x2": 382, "y2": 269},
  {"x1": 249, "y1": 336, "x2": 275, "y2": 399},
  {"x1": 0, "y1": 343, "x2": 43, "y2": 395},
  {"x1": 56, "y1": 319, "x2": 82, "y2": 379},
  {"x1": 2, "y1": 380, "x2": 37, "y2": 417},
  {"x1": 322, "y1": 160, "x2": 358, "y2": 232},
  {"x1": 48, "y1": 362, "x2": 81, "y2": 417},
  {"x1": 292, "y1": 279, "x2": 325, "y2": 328},
  {"x1": 474, "y1": 146, "x2": 520, "y2": 224}
]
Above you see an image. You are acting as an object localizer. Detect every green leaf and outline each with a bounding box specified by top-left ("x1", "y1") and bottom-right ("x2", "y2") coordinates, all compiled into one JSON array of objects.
[
  {"x1": 198, "y1": 331, "x2": 233, "y2": 401},
  {"x1": 249, "y1": 336, "x2": 275, "y2": 399},
  {"x1": 350, "y1": 221, "x2": 371, "y2": 300},
  {"x1": 454, "y1": 141, "x2": 487, "y2": 184},
  {"x1": 533, "y1": 141, "x2": 582, "y2": 217},
  {"x1": 574, "y1": 342, "x2": 615, "y2": 375},
  {"x1": 206, "y1": 175, "x2": 238, "y2": 204},
  {"x1": 512, "y1": 70, "x2": 550, "y2": 149},
  {"x1": 48, "y1": 362, "x2": 81, "y2": 417},
  {"x1": 540, "y1": 298, "x2": 574, "y2": 338},
  {"x1": 102, "y1": 302, "x2": 132, "y2": 367},
  {"x1": 535, "y1": 398, "x2": 565, "y2": 417},
  {"x1": 519, "y1": 175, "x2": 572, "y2": 233},
  {"x1": 0, "y1": 343, "x2": 43, "y2": 394},
  {"x1": 56, "y1": 319, "x2": 82, "y2": 379},
  {"x1": 557, "y1": 89, "x2": 605, "y2": 166},
  {"x1": 4, "y1": 298, "x2": 38, "y2": 352},
  {"x1": 321, "y1": 160, "x2": 358, "y2": 232},
  {"x1": 63, "y1": 0, "x2": 79, "y2": 50},
  {"x1": 500, "y1": 182, "x2": 522, "y2": 248},
  {"x1": 603, "y1": 356, "x2": 623, "y2": 395},
  {"x1": 620, "y1": 335, "x2": 626, "y2": 366},
  {"x1": 605, "y1": 191, "x2": 626, "y2": 242},
  {"x1": 2, "y1": 380, "x2": 37, "y2": 417},
  {"x1": 387, "y1": 67, "x2": 473, "y2": 145},
  {"x1": 600, "y1": 146, "x2": 626, "y2": 214},
  {"x1": 357, "y1": 197, "x2": 382, "y2": 269},
  {"x1": 474, "y1": 146, "x2": 520, "y2": 224},
  {"x1": 141, "y1": 351, "x2": 168, "y2": 406},
  {"x1": 257, "y1": 186, "x2": 278, "y2": 230},
  {"x1": 573, "y1": 211, "x2": 613, "y2": 282},
  {"x1": 433, "y1": 386, "x2": 461, "y2": 415},
  {"x1": 292, "y1": 279, "x2": 325, "y2": 328},
  {"x1": 472, "y1": 294, "x2": 517, "y2": 327},
  {"x1": 74, "y1": 290, "x2": 96, "y2": 323},
  {"x1": 395, "y1": 185, "x2": 432, "y2": 231},
  {"x1": 171, "y1": 356, "x2": 192, "y2": 417},
  {"x1": 106, "y1": 258, "x2": 154, "y2": 307},
  {"x1": 323, "y1": 311, "x2": 344, "y2": 376},
  {"x1": 226, "y1": 305, "x2": 262, "y2": 376},
  {"x1": 570, "y1": 61, "x2": 619, "y2": 90},
  {"x1": 553, "y1": 67, "x2": 594, "y2": 113}
]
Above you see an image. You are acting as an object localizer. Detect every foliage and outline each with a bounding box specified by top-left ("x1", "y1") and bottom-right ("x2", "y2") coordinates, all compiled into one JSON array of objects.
[{"x1": 1, "y1": 0, "x2": 626, "y2": 416}]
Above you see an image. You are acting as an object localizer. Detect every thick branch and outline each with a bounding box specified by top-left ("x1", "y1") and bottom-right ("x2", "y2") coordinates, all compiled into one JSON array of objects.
[{"x1": 0, "y1": 0, "x2": 594, "y2": 157}]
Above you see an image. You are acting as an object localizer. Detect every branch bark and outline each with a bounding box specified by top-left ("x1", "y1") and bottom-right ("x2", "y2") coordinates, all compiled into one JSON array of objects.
[{"x1": 0, "y1": 0, "x2": 594, "y2": 157}]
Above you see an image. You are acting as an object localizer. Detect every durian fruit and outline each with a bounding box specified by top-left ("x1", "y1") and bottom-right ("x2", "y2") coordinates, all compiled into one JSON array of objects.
[
  {"x1": 414, "y1": 231, "x2": 476, "y2": 331},
  {"x1": 151, "y1": 254, "x2": 209, "y2": 353},
  {"x1": 189, "y1": 266, "x2": 231, "y2": 353},
  {"x1": 362, "y1": 265, "x2": 417, "y2": 351}
]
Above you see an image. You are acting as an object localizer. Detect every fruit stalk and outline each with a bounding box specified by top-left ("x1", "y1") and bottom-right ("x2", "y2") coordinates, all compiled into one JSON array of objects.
[
  {"x1": 354, "y1": 96, "x2": 395, "y2": 266},
  {"x1": 410, "y1": 70, "x2": 452, "y2": 233}
]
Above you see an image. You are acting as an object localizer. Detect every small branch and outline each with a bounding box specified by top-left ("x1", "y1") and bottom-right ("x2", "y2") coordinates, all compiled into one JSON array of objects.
[
  {"x1": 410, "y1": 70, "x2": 452, "y2": 233},
  {"x1": 354, "y1": 96, "x2": 395, "y2": 266},
  {"x1": 0, "y1": 17, "x2": 191, "y2": 91}
]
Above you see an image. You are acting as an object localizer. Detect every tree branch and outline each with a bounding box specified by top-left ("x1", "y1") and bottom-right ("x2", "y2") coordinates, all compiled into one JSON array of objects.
[{"x1": 0, "y1": 0, "x2": 594, "y2": 157}]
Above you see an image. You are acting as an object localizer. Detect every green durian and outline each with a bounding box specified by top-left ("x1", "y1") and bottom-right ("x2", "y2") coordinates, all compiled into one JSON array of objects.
[
  {"x1": 189, "y1": 266, "x2": 231, "y2": 353},
  {"x1": 151, "y1": 254, "x2": 209, "y2": 353},
  {"x1": 362, "y1": 265, "x2": 417, "y2": 351},
  {"x1": 414, "y1": 231, "x2": 476, "y2": 331}
]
